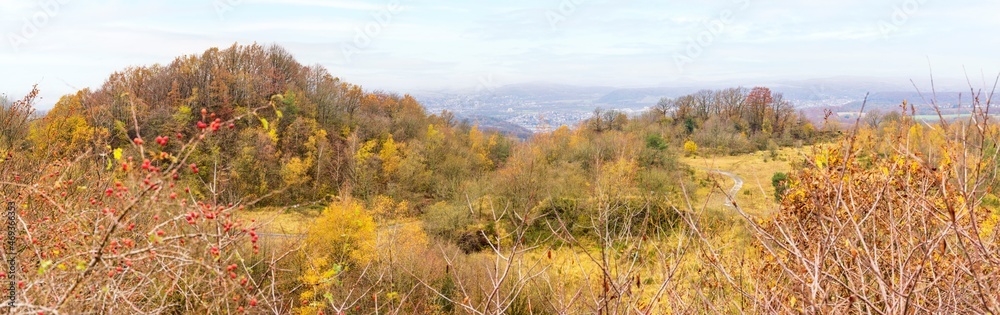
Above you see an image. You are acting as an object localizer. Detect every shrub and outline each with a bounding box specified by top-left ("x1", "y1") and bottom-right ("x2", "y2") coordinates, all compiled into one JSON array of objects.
[
  {"x1": 770, "y1": 172, "x2": 788, "y2": 201},
  {"x1": 1, "y1": 96, "x2": 275, "y2": 313},
  {"x1": 742, "y1": 102, "x2": 1000, "y2": 313},
  {"x1": 683, "y1": 140, "x2": 698, "y2": 156},
  {"x1": 304, "y1": 199, "x2": 377, "y2": 266}
]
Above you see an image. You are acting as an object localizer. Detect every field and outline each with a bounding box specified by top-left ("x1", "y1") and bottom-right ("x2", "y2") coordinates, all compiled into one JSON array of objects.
[{"x1": 681, "y1": 146, "x2": 812, "y2": 216}]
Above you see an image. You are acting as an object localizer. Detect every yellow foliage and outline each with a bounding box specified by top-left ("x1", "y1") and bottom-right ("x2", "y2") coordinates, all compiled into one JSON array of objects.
[
  {"x1": 469, "y1": 126, "x2": 494, "y2": 170},
  {"x1": 306, "y1": 129, "x2": 328, "y2": 155},
  {"x1": 426, "y1": 124, "x2": 443, "y2": 143},
  {"x1": 597, "y1": 157, "x2": 639, "y2": 197},
  {"x1": 257, "y1": 117, "x2": 274, "y2": 140},
  {"x1": 296, "y1": 255, "x2": 343, "y2": 315},
  {"x1": 29, "y1": 93, "x2": 100, "y2": 157},
  {"x1": 354, "y1": 139, "x2": 377, "y2": 165},
  {"x1": 305, "y1": 199, "x2": 377, "y2": 266},
  {"x1": 281, "y1": 156, "x2": 313, "y2": 186},
  {"x1": 379, "y1": 134, "x2": 402, "y2": 176},
  {"x1": 980, "y1": 195, "x2": 1000, "y2": 239},
  {"x1": 377, "y1": 221, "x2": 429, "y2": 263},
  {"x1": 297, "y1": 199, "x2": 380, "y2": 315},
  {"x1": 368, "y1": 195, "x2": 410, "y2": 222},
  {"x1": 683, "y1": 140, "x2": 698, "y2": 156}
]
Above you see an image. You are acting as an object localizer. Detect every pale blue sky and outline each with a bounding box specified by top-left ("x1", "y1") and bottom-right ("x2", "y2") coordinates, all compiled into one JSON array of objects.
[{"x1": 2, "y1": 0, "x2": 998, "y2": 109}]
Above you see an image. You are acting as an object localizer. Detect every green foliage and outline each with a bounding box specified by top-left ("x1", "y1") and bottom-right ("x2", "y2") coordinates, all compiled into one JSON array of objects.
[
  {"x1": 645, "y1": 133, "x2": 668, "y2": 151},
  {"x1": 771, "y1": 172, "x2": 789, "y2": 201}
]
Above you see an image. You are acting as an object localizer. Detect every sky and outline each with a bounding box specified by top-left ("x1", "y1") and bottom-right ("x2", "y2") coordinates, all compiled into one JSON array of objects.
[{"x1": 1, "y1": 0, "x2": 998, "y2": 109}]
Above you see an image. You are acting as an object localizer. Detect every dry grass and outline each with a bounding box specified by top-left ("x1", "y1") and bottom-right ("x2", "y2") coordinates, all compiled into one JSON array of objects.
[
  {"x1": 237, "y1": 206, "x2": 318, "y2": 235},
  {"x1": 680, "y1": 145, "x2": 821, "y2": 216}
]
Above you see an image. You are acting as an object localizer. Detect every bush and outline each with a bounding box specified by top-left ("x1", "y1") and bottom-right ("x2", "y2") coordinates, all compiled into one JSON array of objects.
[
  {"x1": 683, "y1": 140, "x2": 698, "y2": 156},
  {"x1": 771, "y1": 172, "x2": 788, "y2": 201},
  {"x1": 304, "y1": 199, "x2": 377, "y2": 266},
  {"x1": 745, "y1": 106, "x2": 1000, "y2": 313}
]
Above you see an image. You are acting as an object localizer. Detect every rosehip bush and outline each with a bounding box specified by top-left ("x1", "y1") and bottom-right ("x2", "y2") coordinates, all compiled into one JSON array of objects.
[{"x1": 0, "y1": 97, "x2": 281, "y2": 314}]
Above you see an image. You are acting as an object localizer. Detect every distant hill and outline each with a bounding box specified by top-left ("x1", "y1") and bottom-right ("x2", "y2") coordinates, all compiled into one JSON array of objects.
[{"x1": 413, "y1": 77, "x2": 974, "y2": 132}]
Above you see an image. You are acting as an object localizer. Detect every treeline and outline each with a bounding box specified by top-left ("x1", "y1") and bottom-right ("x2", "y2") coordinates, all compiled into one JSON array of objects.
[{"x1": 654, "y1": 87, "x2": 826, "y2": 154}]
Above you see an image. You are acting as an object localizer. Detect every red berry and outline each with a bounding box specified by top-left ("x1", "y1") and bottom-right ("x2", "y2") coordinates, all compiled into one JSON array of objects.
[{"x1": 133, "y1": 137, "x2": 144, "y2": 145}]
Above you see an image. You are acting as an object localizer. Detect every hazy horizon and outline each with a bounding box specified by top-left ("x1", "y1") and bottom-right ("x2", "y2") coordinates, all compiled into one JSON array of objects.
[{"x1": 2, "y1": 0, "x2": 998, "y2": 109}]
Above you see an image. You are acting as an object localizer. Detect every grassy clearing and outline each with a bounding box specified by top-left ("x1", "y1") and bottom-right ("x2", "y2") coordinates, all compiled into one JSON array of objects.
[
  {"x1": 237, "y1": 206, "x2": 323, "y2": 235},
  {"x1": 680, "y1": 146, "x2": 816, "y2": 216}
]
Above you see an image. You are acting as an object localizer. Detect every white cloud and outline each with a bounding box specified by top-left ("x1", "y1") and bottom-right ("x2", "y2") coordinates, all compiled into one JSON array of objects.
[
  {"x1": 2, "y1": 0, "x2": 999, "y2": 109},
  {"x1": 244, "y1": 0, "x2": 382, "y2": 11}
]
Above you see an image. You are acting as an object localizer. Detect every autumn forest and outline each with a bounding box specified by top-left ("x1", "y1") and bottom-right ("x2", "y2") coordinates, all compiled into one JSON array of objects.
[{"x1": 2, "y1": 43, "x2": 1000, "y2": 314}]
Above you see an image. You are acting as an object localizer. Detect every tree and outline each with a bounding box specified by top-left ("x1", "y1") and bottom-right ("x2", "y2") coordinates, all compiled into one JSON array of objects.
[
  {"x1": 865, "y1": 109, "x2": 884, "y2": 128},
  {"x1": 745, "y1": 87, "x2": 773, "y2": 134},
  {"x1": 28, "y1": 92, "x2": 104, "y2": 157},
  {"x1": 653, "y1": 98, "x2": 673, "y2": 119},
  {"x1": 379, "y1": 133, "x2": 402, "y2": 177}
]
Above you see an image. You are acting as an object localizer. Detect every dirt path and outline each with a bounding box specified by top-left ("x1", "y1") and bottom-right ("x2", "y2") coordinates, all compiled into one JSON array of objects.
[{"x1": 707, "y1": 169, "x2": 744, "y2": 208}]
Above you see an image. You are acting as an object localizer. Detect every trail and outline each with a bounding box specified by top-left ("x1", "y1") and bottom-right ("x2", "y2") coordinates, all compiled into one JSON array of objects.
[{"x1": 707, "y1": 169, "x2": 744, "y2": 209}]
